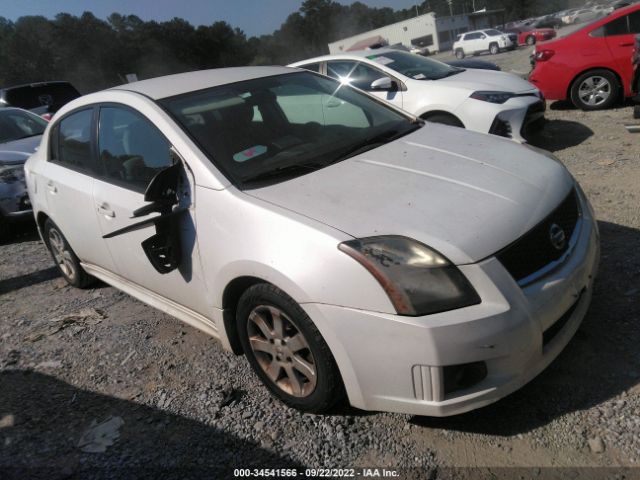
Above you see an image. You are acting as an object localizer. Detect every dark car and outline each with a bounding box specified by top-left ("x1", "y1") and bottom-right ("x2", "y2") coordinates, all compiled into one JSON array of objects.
[
  {"x1": 0, "y1": 81, "x2": 81, "y2": 120},
  {"x1": 532, "y1": 15, "x2": 563, "y2": 29},
  {"x1": 0, "y1": 108, "x2": 47, "y2": 237}
]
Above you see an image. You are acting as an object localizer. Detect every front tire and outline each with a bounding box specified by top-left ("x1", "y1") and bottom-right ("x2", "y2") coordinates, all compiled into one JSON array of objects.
[
  {"x1": 236, "y1": 284, "x2": 345, "y2": 413},
  {"x1": 526, "y1": 35, "x2": 536, "y2": 45},
  {"x1": 570, "y1": 69, "x2": 619, "y2": 111},
  {"x1": 489, "y1": 43, "x2": 499, "y2": 55},
  {"x1": 455, "y1": 49, "x2": 465, "y2": 59},
  {"x1": 44, "y1": 219, "x2": 93, "y2": 288}
]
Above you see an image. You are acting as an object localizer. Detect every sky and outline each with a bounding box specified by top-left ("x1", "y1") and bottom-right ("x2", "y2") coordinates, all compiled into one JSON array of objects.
[{"x1": 0, "y1": 0, "x2": 423, "y2": 36}]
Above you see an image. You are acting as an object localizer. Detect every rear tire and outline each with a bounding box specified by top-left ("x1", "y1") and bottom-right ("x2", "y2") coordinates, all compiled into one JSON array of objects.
[
  {"x1": 526, "y1": 35, "x2": 536, "y2": 45},
  {"x1": 570, "y1": 69, "x2": 619, "y2": 111},
  {"x1": 455, "y1": 49, "x2": 465, "y2": 59},
  {"x1": 237, "y1": 283, "x2": 345, "y2": 413},
  {"x1": 423, "y1": 113, "x2": 464, "y2": 128},
  {"x1": 44, "y1": 219, "x2": 93, "y2": 288},
  {"x1": 489, "y1": 43, "x2": 499, "y2": 55}
]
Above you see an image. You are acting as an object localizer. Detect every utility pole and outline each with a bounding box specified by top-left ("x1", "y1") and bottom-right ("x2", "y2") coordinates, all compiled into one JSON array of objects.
[
  {"x1": 447, "y1": 0, "x2": 453, "y2": 17},
  {"x1": 415, "y1": 4, "x2": 419, "y2": 17}
]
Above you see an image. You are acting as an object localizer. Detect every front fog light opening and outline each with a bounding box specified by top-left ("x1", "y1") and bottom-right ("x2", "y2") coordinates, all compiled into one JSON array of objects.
[{"x1": 443, "y1": 361, "x2": 488, "y2": 396}]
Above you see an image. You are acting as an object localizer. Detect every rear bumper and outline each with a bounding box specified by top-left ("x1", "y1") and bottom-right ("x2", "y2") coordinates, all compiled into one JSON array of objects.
[
  {"x1": 529, "y1": 63, "x2": 570, "y2": 101},
  {"x1": 304, "y1": 188, "x2": 599, "y2": 417}
]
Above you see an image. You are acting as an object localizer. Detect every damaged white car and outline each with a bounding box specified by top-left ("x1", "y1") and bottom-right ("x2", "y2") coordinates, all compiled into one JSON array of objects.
[{"x1": 26, "y1": 67, "x2": 599, "y2": 416}]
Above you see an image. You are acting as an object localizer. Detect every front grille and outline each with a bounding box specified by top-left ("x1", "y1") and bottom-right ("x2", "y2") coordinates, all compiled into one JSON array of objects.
[{"x1": 497, "y1": 189, "x2": 580, "y2": 283}]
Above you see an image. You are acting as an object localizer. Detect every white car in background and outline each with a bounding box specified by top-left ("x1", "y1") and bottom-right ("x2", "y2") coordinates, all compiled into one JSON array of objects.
[
  {"x1": 26, "y1": 67, "x2": 598, "y2": 417},
  {"x1": 289, "y1": 49, "x2": 545, "y2": 143},
  {"x1": 452, "y1": 29, "x2": 515, "y2": 58}
]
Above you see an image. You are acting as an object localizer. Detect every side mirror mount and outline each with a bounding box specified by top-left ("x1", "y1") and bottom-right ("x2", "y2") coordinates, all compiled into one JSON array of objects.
[
  {"x1": 370, "y1": 77, "x2": 396, "y2": 91},
  {"x1": 131, "y1": 162, "x2": 182, "y2": 218}
]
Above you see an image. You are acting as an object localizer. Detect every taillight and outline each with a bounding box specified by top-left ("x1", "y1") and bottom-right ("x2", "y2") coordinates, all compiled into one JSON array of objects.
[{"x1": 535, "y1": 49, "x2": 555, "y2": 62}]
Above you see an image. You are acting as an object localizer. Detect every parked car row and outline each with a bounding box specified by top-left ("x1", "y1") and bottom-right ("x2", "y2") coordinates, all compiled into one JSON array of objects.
[{"x1": 530, "y1": 3, "x2": 640, "y2": 110}]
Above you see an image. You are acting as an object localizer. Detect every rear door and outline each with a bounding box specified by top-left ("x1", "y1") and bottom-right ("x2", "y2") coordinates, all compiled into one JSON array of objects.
[
  {"x1": 598, "y1": 10, "x2": 639, "y2": 91},
  {"x1": 91, "y1": 104, "x2": 210, "y2": 316},
  {"x1": 37, "y1": 107, "x2": 116, "y2": 271}
]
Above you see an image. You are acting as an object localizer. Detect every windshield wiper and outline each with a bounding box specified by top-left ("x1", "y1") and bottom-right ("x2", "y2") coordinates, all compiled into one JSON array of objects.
[
  {"x1": 332, "y1": 125, "x2": 421, "y2": 163},
  {"x1": 435, "y1": 69, "x2": 466, "y2": 80},
  {"x1": 241, "y1": 162, "x2": 324, "y2": 185}
]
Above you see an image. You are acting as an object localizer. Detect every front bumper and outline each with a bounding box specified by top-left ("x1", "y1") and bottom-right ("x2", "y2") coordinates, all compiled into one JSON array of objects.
[
  {"x1": 0, "y1": 182, "x2": 32, "y2": 222},
  {"x1": 304, "y1": 188, "x2": 599, "y2": 417},
  {"x1": 460, "y1": 95, "x2": 544, "y2": 143}
]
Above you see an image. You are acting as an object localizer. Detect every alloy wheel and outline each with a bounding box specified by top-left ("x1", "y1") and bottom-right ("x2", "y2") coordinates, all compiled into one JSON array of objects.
[
  {"x1": 48, "y1": 228, "x2": 76, "y2": 279},
  {"x1": 578, "y1": 76, "x2": 611, "y2": 107},
  {"x1": 247, "y1": 305, "x2": 317, "y2": 398}
]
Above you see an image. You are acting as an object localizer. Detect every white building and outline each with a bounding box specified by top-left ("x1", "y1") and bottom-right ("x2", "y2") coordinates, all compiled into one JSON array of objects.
[{"x1": 327, "y1": 10, "x2": 505, "y2": 55}]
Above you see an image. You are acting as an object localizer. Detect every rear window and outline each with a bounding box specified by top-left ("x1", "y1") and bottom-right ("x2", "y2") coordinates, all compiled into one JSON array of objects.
[{"x1": 3, "y1": 83, "x2": 81, "y2": 112}]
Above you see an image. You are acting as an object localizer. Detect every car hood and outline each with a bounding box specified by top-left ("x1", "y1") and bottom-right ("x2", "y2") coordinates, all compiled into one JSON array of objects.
[
  {"x1": 431, "y1": 69, "x2": 537, "y2": 94},
  {"x1": 246, "y1": 125, "x2": 574, "y2": 265},
  {"x1": 0, "y1": 135, "x2": 41, "y2": 165}
]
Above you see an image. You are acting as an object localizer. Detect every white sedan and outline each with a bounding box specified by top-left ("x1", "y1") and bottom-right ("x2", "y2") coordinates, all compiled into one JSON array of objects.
[
  {"x1": 26, "y1": 67, "x2": 598, "y2": 416},
  {"x1": 289, "y1": 49, "x2": 545, "y2": 143}
]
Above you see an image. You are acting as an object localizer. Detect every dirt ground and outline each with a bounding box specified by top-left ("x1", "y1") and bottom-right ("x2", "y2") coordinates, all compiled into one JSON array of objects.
[{"x1": 2, "y1": 40, "x2": 640, "y2": 479}]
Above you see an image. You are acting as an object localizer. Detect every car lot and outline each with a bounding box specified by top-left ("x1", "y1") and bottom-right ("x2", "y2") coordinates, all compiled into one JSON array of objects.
[{"x1": 1, "y1": 47, "x2": 640, "y2": 478}]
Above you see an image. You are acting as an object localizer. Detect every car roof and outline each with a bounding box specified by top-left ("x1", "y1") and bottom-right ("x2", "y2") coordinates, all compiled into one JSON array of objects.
[
  {"x1": 290, "y1": 49, "x2": 402, "y2": 66},
  {"x1": 110, "y1": 66, "x2": 298, "y2": 100}
]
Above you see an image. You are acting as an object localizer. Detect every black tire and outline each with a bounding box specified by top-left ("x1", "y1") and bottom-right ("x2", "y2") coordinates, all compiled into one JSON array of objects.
[
  {"x1": 423, "y1": 113, "x2": 464, "y2": 128},
  {"x1": 0, "y1": 217, "x2": 9, "y2": 242},
  {"x1": 526, "y1": 35, "x2": 536, "y2": 45},
  {"x1": 236, "y1": 283, "x2": 345, "y2": 413},
  {"x1": 43, "y1": 219, "x2": 93, "y2": 288},
  {"x1": 570, "y1": 69, "x2": 619, "y2": 111},
  {"x1": 455, "y1": 49, "x2": 465, "y2": 59},
  {"x1": 489, "y1": 43, "x2": 499, "y2": 55}
]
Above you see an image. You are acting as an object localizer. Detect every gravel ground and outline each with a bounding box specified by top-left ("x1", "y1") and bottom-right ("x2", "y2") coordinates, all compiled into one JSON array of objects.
[{"x1": 2, "y1": 44, "x2": 640, "y2": 479}]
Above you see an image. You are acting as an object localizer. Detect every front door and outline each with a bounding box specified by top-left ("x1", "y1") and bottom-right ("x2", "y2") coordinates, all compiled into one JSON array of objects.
[{"x1": 91, "y1": 104, "x2": 210, "y2": 316}]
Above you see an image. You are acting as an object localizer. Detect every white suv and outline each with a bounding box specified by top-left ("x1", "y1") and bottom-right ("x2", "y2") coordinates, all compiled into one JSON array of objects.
[
  {"x1": 453, "y1": 29, "x2": 515, "y2": 59},
  {"x1": 26, "y1": 67, "x2": 599, "y2": 417}
]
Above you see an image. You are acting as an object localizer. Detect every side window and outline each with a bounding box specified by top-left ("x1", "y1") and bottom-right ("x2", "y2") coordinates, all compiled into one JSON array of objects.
[
  {"x1": 298, "y1": 62, "x2": 321, "y2": 73},
  {"x1": 271, "y1": 81, "x2": 369, "y2": 129},
  {"x1": 51, "y1": 109, "x2": 93, "y2": 170},
  {"x1": 98, "y1": 106, "x2": 172, "y2": 191},
  {"x1": 326, "y1": 61, "x2": 385, "y2": 91},
  {"x1": 603, "y1": 16, "x2": 629, "y2": 36},
  {"x1": 630, "y1": 11, "x2": 640, "y2": 34}
]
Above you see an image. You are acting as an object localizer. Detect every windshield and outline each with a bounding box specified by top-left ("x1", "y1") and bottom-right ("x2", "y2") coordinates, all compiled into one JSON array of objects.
[
  {"x1": 0, "y1": 108, "x2": 48, "y2": 144},
  {"x1": 485, "y1": 29, "x2": 503, "y2": 36},
  {"x1": 365, "y1": 51, "x2": 463, "y2": 80},
  {"x1": 160, "y1": 72, "x2": 420, "y2": 188}
]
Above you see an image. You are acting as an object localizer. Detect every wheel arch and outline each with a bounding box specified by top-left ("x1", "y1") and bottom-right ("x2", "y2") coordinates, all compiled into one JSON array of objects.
[
  {"x1": 419, "y1": 110, "x2": 466, "y2": 128},
  {"x1": 567, "y1": 67, "x2": 624, "y2": 101},
  {"x1": 221, "y1": 275, "x2": 268, "y2": 355}
]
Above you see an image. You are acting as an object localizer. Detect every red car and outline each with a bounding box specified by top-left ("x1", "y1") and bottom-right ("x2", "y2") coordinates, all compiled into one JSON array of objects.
[
  {"x1": 505, "y1": 26, "x2": 557, "y2": 45},
  {"x1": 529, "y1": 4, "x2": 640, "y2": 110}
]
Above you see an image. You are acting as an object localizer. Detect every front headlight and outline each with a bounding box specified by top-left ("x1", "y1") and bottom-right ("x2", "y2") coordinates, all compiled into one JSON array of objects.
[
  {"x1": 338, "y1": 236, "x2": 481, "y2": 316},
  {"x1": 470, "y1": 91, "x2": 516, "y2": 104}
]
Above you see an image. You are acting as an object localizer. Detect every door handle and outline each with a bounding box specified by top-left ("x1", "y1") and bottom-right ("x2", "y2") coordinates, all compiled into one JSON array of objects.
[
  {"x1": 97, "y1": 203, "x2": 116, "y2": 218},
  {"x1": 46, "y1": 181, "x2": 57, "y2": 194}
]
